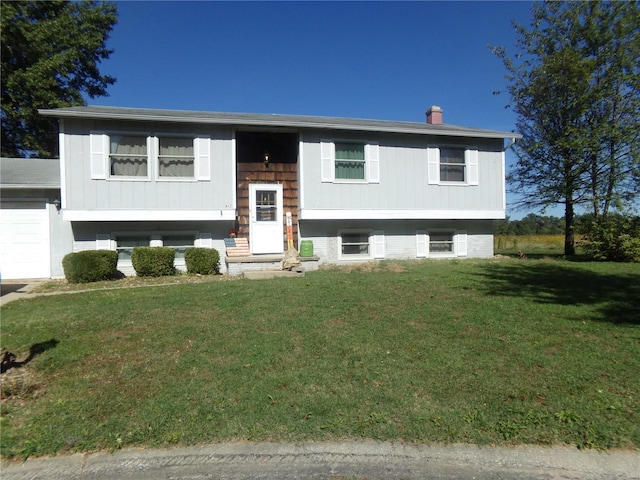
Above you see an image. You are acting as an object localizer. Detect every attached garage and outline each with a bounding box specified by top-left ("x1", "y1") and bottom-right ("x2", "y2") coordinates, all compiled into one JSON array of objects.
[
  {"x1": 0, "y1": 201, "x2": 51, "y2": 279},
  {"x1": 1, "y1": 158, "x2": 64, "y2": 280}
]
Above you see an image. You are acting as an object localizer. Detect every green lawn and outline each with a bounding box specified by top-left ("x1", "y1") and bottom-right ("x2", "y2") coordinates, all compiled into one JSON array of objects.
[{"x1": 1, "y1": 258, "x2": 639, "y2": 458}]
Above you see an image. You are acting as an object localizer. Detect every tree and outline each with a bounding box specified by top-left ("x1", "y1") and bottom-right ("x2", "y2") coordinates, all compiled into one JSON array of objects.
[
  {"x1": 1, "y1": 0, "x2": 117, "y2": 158},
  {"x1": 493, "y1": 1, "x2": 640, "y2": 255}
]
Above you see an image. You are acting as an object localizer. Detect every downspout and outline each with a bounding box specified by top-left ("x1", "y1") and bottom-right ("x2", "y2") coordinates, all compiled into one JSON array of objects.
[{"x1": 503, "y1": 137, "x2": 517, "y2": 152}]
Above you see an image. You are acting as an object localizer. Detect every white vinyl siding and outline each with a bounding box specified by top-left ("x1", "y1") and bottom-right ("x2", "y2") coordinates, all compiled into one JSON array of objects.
[{"x1": 321, "y1": 140, "x2": 379, "y2": 184}]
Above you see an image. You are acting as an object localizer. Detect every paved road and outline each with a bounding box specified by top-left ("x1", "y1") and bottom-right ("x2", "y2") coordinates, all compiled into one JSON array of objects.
[{"x1": 2, "y1": 441, "x2": 639, "y2": 480}]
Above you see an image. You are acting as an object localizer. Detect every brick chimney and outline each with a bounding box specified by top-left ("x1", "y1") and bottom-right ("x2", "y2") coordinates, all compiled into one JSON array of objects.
[{"x1": 426, "y1": 105, "x2": 443, "y2": 125}]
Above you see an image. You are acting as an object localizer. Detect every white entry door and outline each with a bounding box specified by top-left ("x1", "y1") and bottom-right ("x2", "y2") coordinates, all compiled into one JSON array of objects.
[{"x1": 249, "y1": 184, "x2": 283, "y2": 254}]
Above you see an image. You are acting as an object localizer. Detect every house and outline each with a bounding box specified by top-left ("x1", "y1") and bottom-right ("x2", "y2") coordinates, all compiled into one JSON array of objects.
[
  {"x1": 0, "y1": 157, "x2": 72, "y2": 279},
  {"x1": 2, "y1": 105, "x2": 519, "y2": 279}
]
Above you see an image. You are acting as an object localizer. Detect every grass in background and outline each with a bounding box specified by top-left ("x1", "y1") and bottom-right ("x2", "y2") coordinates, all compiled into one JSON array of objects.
[
  {"x1": 1, "y1": 258, "x2": 639, "y2": 459},
  {"x1": 495, "y1": 234, "x2": 567, "y2": 255}
]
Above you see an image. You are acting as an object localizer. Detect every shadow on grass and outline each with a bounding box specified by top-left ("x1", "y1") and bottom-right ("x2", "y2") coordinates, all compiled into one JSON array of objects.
[
  {"x1": 1, "y1": 339, "x2": 59, "y2": 373},
  {"x1": 476, "y1": 262, "x2": 640, "y2": 325}
]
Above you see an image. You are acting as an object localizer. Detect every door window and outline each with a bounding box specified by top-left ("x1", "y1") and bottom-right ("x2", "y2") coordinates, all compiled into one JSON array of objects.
[{"x1": 256, "y1": 190, "x2": 277, "y2": 222}]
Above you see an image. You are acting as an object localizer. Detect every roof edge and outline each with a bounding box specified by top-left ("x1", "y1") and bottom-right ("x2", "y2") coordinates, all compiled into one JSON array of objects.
[{"x1": 39, "y1": 106, "x2": 521, "y2": 140}]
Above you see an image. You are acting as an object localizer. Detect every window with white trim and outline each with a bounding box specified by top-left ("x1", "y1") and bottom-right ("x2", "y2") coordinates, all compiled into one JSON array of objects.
[
  {"x1": 340, "y1": 231, "x2": 371, "y2": 258},
  {"x1": 321, "y1": 140, "x2": 379, "y2": 183},
  {"x1": 114, "y1": 234, "x2": 196, "y2": 263},
  {"x1": 429, "y1": 232, "x2": 455, "y2": 254},
  {"x1": 338, "y1": 230, "x2": 385, "y2": 260},
  {"x1": 110, "y1": 135, "x2": 148, "y2": 178},
  {"x1": 416, "y1": 230, "x2": 468, "y2": 258},
  {"x1": 427, "y1": 146, "x2": 478, "y2": 185},
  {"x1": 440, "y1": 147, "x2": 465, "y2": 182},
  {"x1": 158, "y1": 137, "x2": 195, "y2": 178},
  {"x1": 90, "y1": 132, "x2": 211, "y2": 181},
  {"x1": 335, "y1": 143, "x2": 365, "y2": 180}
]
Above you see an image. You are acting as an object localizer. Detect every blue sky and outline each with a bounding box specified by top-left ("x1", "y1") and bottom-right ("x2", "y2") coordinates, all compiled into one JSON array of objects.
[{"x1": 91, "y1": 0, "x2": 550, "y2": 219}]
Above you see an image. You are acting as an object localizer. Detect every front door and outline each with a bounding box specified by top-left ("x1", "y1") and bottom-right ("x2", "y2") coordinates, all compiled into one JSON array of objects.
[{"x1": 249, "y1": 184, "x2": 283, "y2": 254}]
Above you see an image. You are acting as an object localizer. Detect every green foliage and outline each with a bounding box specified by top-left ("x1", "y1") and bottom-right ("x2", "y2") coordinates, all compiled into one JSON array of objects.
[
  {"x1": 580, "y1": 216, "x2": 640, "y2": 262},
  {"x1": 492, "y1": 2, "x2": 640, "y2": 255},
  {"x1": 1, "y1": 0, "x2": 117, "y2": 157},
  {"x1": 495, "y1": 214, "x2": 566, "y2": 236},
  {"x1": 184, "y1": 247, "x2": 220, "y2": 275},
  {"x1": 131, "y1": 247, "x2": 176, "y2": 277},
  {"x1": 62, "y1": 250, "x2": 118, "y2": 284}
]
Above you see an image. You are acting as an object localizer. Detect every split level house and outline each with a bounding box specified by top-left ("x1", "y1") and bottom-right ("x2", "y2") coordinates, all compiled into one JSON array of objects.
[{"x1": 0, "y1": 105, "x2": 519, "y2": 279}]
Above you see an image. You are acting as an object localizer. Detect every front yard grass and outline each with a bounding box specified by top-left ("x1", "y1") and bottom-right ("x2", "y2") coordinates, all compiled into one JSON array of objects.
[{"x1": 1, "y1": 258, "x2": 638, "y2": 458}]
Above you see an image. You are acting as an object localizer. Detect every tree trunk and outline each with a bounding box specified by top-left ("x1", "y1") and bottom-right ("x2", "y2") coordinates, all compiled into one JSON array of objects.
[{"x1": 564, "y1": 200, "x2": 576, "y2": 256}]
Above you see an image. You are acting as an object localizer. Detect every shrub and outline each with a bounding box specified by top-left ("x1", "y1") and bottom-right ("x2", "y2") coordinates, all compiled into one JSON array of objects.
[
  {"x1": 580, "y1": 216, "x2": 640, "y2": 262},
  {"x1": 184, "y1": 247, "x2": 220, "y2": 275},
  {"x1": 131, "y1": 247, "x2": 176, "y2": 277},
  {"x1": 62, "y1": 250, "x2": 118, "y2": 284}
]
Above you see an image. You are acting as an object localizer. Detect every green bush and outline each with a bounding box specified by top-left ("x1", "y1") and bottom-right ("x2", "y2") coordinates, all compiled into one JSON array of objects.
[
  {"x1": 184, "y1": 247, "x2": 220, "y2": 275},
  {"x1": 62, "y1": 250, "x2": 118, "y2": 284},
  {"x1": 131, "y1": 247, "x2": 176, "y2": 277},
  {"x1": 580, "y1": 215, "x2": 640, "y2": 262}
]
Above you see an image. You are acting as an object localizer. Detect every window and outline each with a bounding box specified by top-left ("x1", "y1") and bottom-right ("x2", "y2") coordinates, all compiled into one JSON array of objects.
[
  {"x1": 439, "y1": 147, "x2": 465, "y2": 182},
  {"x1": 341, "y1": 232, "x2": 370, "y2": 257},
  {"x1": 255, "y1": 190, "x2": 277, "y2": 222},
  {"x1": 321, "y1": 140, "x2": 379, "y2": 183},
  {"x1": 416, "y1": 230, "x2": 467, "y2": 258},
  {"x1": 110, "y1": 135, "x2": 148, "y2": 177},
  {"x1": 427, "y1": 146, "x2": 478, "y2": 185},
  {"x1": 90, "y1": 132, "x2": 211, "y2": 181},
  {"x1": 429, "y1": 232, "x2": 455, "y2": 254},
  {"x1": 116, "y1": 236, "x2": 150, "y2": 261},
  {"x1": 158, "y1": 137, "x2": 195, "y2": 178},
  {"x1": 335, "y1": 143, "x2": 365, "y2": 180},
  {"x1": 163, "y1": 235, "x2": 195, "y2": 260}
]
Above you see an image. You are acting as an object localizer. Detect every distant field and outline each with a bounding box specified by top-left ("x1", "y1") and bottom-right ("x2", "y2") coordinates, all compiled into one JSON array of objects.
[{"x1": 495, "y1": 235, "x2": 572, "y2": 255}]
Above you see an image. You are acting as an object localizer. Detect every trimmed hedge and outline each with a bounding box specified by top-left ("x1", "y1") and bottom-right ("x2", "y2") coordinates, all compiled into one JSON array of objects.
[
  {"x1": 184, "y1": 247, "x2": 220, "y2": 275},
  {"x1": 62, "y1": 250, "x2": 118, "y2": 284},
  {"x1": 131, "y1": 247, "x2": 176, "y2": 277}
]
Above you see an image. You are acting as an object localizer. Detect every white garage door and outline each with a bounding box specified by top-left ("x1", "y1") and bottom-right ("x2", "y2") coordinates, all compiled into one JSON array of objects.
[{"x1": 0, "y1": 201, "x2": 51, "y2": 279}]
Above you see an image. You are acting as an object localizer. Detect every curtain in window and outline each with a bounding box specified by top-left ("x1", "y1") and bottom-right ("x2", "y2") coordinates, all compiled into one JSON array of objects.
[
  {"x1": 159, "y1": 138, "x2": 195, "y2": 177},
  {"x1": 110, "y1": 136, "x2": 147, "y2": 176},
  {"x1": 440, "y1": 148, "x2": 465, "y2": 182},
  {"x1": 335, "y1": 143, "x2": 365, "y2": 179}
]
